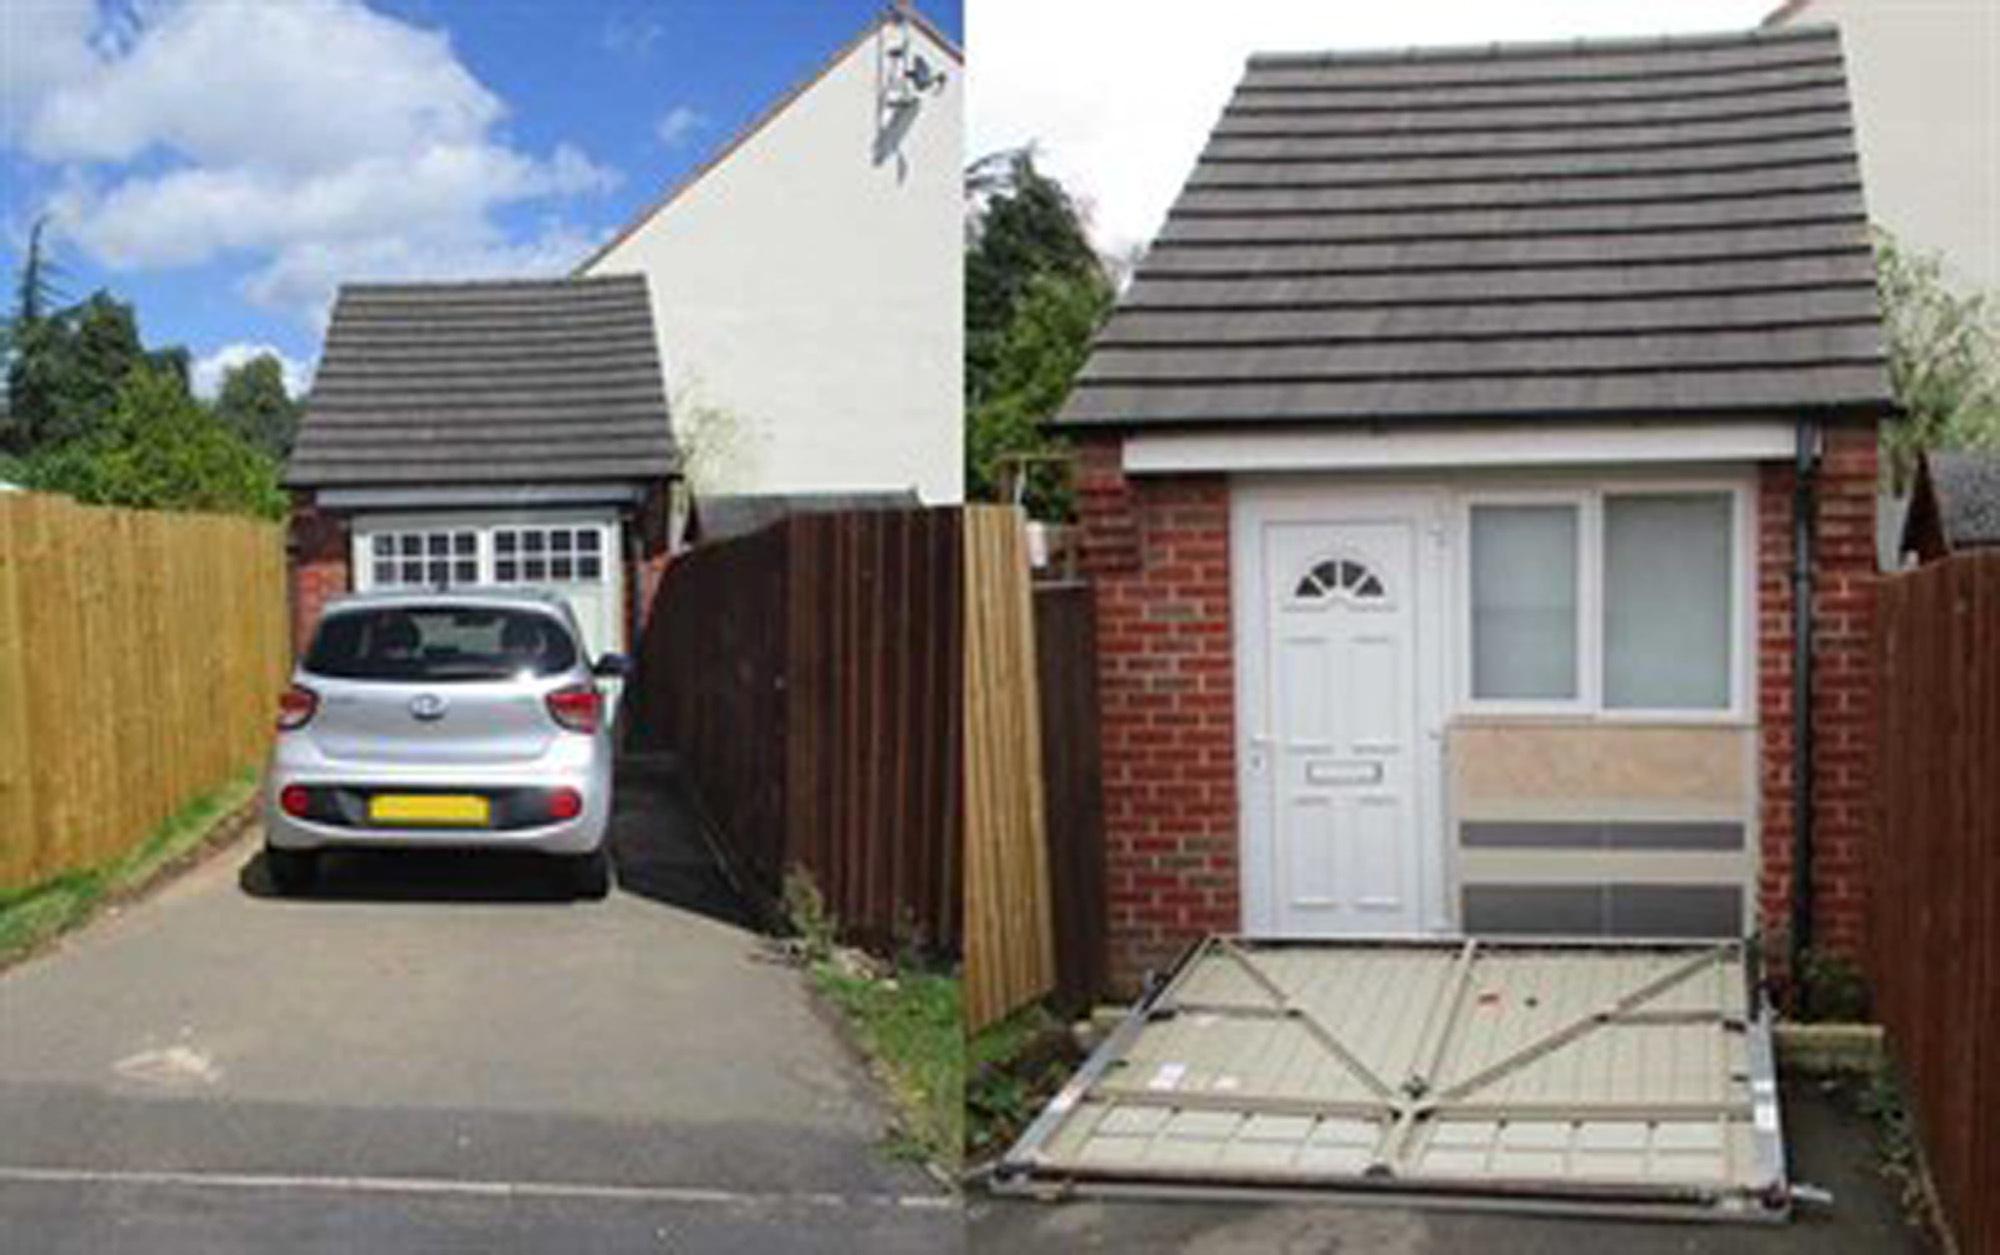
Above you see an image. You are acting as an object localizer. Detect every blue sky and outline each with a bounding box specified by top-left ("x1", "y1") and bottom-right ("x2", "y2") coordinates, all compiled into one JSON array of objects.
[{"x1": 0, "y1": 0, "x2": 963, "y2": 396}]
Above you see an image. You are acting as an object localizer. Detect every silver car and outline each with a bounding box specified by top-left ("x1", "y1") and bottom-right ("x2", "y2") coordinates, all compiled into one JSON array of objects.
[{"x1": 264, "y1": 589, "x2": 623, "y2": 897}]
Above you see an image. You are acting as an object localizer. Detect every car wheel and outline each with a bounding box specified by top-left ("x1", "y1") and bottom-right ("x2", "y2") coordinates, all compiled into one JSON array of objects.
[
  {"x1": 567, "y1": 848, "x2": 612, "y2": 900},
  {"x1": 266, "y1": 846, "x2": 319, "y2": 896}
]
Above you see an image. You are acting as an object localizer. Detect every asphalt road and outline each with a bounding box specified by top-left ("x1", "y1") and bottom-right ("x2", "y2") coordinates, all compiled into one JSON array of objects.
[{"x1": 0, "y1": 766, "x2": 957, "y2": 1254}]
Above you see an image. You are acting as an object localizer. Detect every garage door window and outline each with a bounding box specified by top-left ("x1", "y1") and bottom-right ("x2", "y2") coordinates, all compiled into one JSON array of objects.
[
  {"x1": 369, "y1": 530, "x2": 478, "y2": 588},
  {"x1": 492, "y1": 527, "x2": 604, "y2": 584}
]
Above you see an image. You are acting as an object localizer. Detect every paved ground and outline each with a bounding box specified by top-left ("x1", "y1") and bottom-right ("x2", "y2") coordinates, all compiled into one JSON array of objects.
[
  {"x1": 0, "y1": 766, "x2": 957, "y2": 1254},
  {"x1": 967, "y1": 1076, "x2": 1930, "y2": 1253}
]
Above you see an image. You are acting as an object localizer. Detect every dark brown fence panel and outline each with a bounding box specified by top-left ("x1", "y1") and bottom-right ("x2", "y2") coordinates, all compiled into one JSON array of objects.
[
  {"x1": 630, "y1": 509, "x2": 962, "y2": 953},
  {"x1": 627, "y1": 523, "x2": 791, "y2": 892},
  {"x1": 1873, "y1": 550, "x2": 2000, "y2": 1255},
  {"x1": 786, "y1": 510, "x2": 963, "y2": 952},
  {"x1": 1035, "y1": 581, "x2": 1107, "y2": 1014}
]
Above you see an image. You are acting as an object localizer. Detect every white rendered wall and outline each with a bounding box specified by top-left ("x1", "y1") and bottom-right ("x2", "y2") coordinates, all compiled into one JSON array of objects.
[
  {"x1": 584, "y1": 19, "x2": 963, "y2": 503},
  {"x1": 1778, "y1": 0, "x2": 2000, "y2": 296}
]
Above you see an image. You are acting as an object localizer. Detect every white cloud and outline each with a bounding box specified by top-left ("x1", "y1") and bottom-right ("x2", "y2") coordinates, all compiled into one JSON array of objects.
[
  {"x1": 970, "y1": 0, "x2": 1776, "y2": 260},
  {"x1": 191, "y1": 342, "x2": 313, "y2": 400},
  {"x1": 8, "y1": 0, "x2": 622, "y2": 324},
  {"x1": 600, "y1": 11, "x2": 664, "y2": 59},
  {"x1": 241, "y1": 218, "x2": 602, "y2": 331},
  {"x1": 654, "y1": 104, "x2": 706, "y2": 149}
]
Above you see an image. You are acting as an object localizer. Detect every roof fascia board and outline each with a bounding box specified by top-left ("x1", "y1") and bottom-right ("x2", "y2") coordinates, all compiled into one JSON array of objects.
[
  {"x1": 314, "y1": 484, "x2": 648, "y2": 511},
  {"x1": 1122, "y1": 419, "x2": 1799, "y2": 475}
]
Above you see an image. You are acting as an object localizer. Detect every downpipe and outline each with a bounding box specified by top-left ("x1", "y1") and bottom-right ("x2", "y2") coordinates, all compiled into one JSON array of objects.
[{"x1": 1789, "y1": 416, "x2": 1821, "y2": 1013}]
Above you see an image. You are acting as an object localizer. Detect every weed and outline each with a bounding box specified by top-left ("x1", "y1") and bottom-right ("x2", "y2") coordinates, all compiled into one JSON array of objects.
[
  {"x1": 1797, "y1": 948, "x2": 1872, "y2": 1022},
  {"x1": 810, "y1": 958, "x2": 963, "y2": 1175},
  {"x1": 781, "y1": 864, "x2": 838, "y2": 962},
  {"x1": 966, "y1": 1002, "x2": 1074, "y2": 1164}
]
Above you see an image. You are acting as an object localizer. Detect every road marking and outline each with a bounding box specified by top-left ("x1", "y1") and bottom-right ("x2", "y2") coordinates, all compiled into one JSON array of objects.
[{"x1": 0, "y1": 1165, "x2": 956, "y2": 1211}]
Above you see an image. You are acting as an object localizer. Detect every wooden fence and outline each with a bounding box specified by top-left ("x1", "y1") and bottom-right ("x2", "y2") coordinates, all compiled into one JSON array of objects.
[
  {"x1": 628, "y1": 508, "x2": 965, "y2": 953},
  {"x1": 0, "y1": 492, "x2": 289, "y2": 889},
  {"x1": 1873, "y1": 550, "x2": 2000, "y2": 1255},
  {"x1": 964, "y1": 509, "x2": 1054, "y2": 1031},
  {"x1": 1031, "y1": 581, "x2": 1107, "y2": 1016}
]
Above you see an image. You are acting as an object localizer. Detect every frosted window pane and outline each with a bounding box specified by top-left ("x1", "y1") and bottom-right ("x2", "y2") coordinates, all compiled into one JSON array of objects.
[
  {"x1": 1471, "y1": 505, "x2": 1578, "y2": 700},
  {"x1": 1605, "y1": 493, "x2": 1732, "y2": 709}
]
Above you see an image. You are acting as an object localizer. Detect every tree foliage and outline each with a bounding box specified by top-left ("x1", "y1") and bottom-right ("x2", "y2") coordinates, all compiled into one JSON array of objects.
[
  {"x1": 1876, "y1": 230, "x2": 2000, "y2": 487},
  {"x1": 964, "y1": 150, "x2": 1113, "y2": 515},
  {"x1": 3, "y1": 232, "x2": 281, "y2": 518},
  {"x1": 213, "y1": 353, "x2": 302, "y2": 459},
  {"x1": 15, "y1": 366, "x2": 285, "y2": 519},
  {"x1": 6, "y1": 291, "x2": 186, "y2": 452}
]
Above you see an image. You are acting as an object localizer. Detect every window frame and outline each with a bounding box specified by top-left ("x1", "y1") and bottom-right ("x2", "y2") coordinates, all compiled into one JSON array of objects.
[
  {"x1": 1454, "y1": 476, "x2": 1753, "y2": 723},
  {"x1": 353, "y1": 520, "x2": 615, "y2": 593}
]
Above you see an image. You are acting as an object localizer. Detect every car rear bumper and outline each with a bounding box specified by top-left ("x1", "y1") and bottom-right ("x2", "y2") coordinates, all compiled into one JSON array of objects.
[{"x1": 263, "y1": 739, "x2": 611, "y2": 856}]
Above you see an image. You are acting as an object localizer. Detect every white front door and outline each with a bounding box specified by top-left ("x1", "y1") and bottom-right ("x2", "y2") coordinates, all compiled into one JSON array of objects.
[{"x1": 1236, "y1": 486, "x2": 1443, "y2": 936}]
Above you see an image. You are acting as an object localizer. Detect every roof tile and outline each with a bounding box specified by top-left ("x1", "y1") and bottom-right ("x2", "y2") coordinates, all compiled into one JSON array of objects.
[{"x1": 1057, "y1": 25, "x2": 1895, "y2": 431}]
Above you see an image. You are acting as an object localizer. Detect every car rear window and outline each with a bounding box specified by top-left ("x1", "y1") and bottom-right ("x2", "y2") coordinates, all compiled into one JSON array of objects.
[{"x1": 304, "y1": 605, "x2": 578, "y2": 682}]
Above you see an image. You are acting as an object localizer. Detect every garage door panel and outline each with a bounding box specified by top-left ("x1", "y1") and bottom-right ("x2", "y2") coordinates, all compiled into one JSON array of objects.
[{"x1": 1000, "y1": 936, "x2": 1786, "y2": 1222}]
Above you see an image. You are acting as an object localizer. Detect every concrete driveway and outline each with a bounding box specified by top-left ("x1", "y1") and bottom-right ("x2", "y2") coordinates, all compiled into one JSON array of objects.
[{"x1": 0, "y1": 767, "x2": 957, "y2": 1254}]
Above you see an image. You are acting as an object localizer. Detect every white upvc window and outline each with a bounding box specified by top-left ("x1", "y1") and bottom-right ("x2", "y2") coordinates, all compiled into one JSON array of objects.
[{"x1": 1458, "y1": 479, "x2": 1751, "y2": 720}]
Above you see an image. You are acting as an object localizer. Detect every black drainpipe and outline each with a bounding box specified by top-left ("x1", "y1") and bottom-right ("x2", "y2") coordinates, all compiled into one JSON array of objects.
[{"x1": 1789, "y1": 415, "x2": 1821, "y2": 1003}]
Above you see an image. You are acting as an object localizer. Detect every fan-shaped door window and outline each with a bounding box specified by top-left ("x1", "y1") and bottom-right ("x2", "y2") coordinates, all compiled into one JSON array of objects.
[{"x1": 1292, "y1": 555, "x2": 1388, "y2": 604}]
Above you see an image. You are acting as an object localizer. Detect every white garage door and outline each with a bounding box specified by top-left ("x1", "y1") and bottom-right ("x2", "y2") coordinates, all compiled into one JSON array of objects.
[
  {"x1": 350, "y1": 512, "x2": 625, "y2": 664},
  {"x1": 998, "y1": 936, "x2": 1787, "y2": 1223}
]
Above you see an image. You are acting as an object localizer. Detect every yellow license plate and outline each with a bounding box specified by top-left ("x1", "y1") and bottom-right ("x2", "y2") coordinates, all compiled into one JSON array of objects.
[{"x1": 369, "y1": 794, "x2": 491, "y2": 826}]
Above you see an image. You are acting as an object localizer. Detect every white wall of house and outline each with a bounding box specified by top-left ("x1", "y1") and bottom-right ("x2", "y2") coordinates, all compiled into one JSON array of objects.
[
  {"x1": 1775, "y1": 0, "x2": 2000, "y2": 295},
  {"x1": 582, "y1": 14, "x2": 963, "y2": 503}
]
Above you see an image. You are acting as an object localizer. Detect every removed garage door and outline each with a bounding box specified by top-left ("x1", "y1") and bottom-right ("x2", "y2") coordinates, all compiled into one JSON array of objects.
[{"x1": 996, "y1": 936, "x2": 1787, "y2": 1223}]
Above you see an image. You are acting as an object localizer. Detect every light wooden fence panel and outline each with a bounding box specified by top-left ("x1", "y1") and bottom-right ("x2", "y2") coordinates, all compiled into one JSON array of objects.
[
  {"x1": 964, "y1": 506, "x2": 1055, "y2": 1032},
  {"x1": 0, "y1": 492, "x2": 288, "y2": 889}
]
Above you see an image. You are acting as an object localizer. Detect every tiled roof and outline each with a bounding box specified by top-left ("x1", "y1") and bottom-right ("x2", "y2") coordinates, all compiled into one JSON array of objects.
[
  {"x1": 1930, "y1": 450, "x2": 2000, "y2": 548},
  {"x1": 286, "y1": 274, "x2": 676, "y2": 488},
  {"x1": 1058, "y1": 26, "x2": 1895, "y2": 431}
]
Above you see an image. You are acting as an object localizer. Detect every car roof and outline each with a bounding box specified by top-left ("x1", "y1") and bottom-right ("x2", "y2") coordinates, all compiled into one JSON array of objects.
[{"x1": 323, "y1": 587, "x2": 576, "y2": 616}]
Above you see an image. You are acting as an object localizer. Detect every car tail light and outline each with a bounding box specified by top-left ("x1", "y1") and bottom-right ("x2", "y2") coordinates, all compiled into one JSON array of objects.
[
  {"x1": 548, "y1": 788, "x2": 583, "y2": 821},
  {"x1": 279, "y1": 785, "x2": 311, "y2": 817},
  {"x1": 276, "y1": 684, "x2": 318, "y2": 731},
  {"x1": 545, "y1": 684, "x2": 602, "y2": 734}
]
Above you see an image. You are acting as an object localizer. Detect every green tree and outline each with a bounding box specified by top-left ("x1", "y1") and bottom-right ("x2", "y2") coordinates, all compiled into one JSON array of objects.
[
  {"x1": 1876, "y1": 230, "x2": 2000, "y2": 488},
  {"x1": 964, "y1": 150, "x2": 1113, "y2": 515},
  {"x1": 16, "y1": 365, "x2": 285, "y2": 519},
  {"x1": 7, "y1": 291, "x2": 188, "y2": 451},
  {"x1": 212, "y1": 353, "x2": 301, "y2": 459}
]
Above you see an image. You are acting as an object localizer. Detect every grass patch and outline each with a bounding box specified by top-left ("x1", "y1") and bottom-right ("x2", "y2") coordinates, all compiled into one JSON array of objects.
[
  {"x1": 810, "y1": 958, "x2": 964, "y2": 1174},
  {"x1": 967, "y1": 1000, "x2": 1077, "y2": 1166},
  {"x1": 0, "y1": 770, "x2": 259, "y2": 967}
]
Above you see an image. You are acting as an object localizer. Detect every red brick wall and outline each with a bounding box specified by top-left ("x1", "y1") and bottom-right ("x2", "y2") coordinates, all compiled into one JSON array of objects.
[
  {"x1": 289, "y1": 500, "x2": 349, "y2": 656},
  {"x1": 1075, "y1": 424, "x2": 1879, "y2": 994},
  {"x1": 1076, "y1": 438, "x2": 1238, "y2": 990},
  {"x1": 1756, "y1": 422, "x2": 1879, "y2": 977}
]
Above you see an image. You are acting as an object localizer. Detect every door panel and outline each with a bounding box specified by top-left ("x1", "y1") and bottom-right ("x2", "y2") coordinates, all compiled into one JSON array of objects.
[{"x1": 1260, "y1": 516, "x2": 1423, "y2": 934}]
